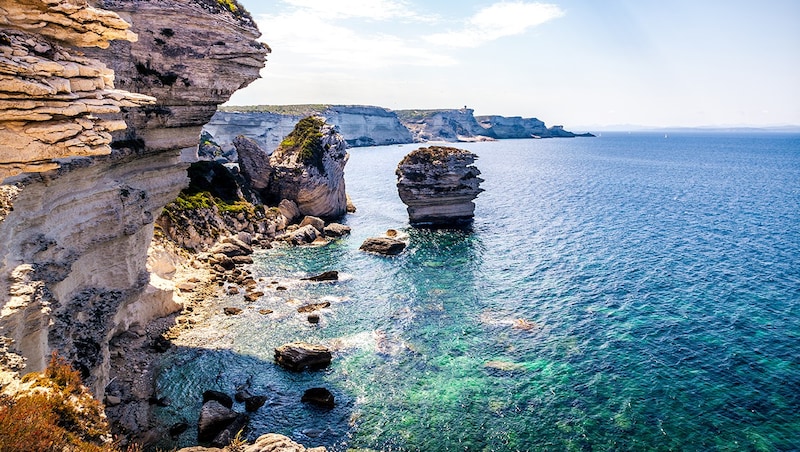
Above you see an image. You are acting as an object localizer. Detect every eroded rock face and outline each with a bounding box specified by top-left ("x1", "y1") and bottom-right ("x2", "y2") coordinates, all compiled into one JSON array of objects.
[
  {"x1": 205, "y1": 105, "x2": 413, "y2": 154},
  {"x1": 264, "y1": 117, "x2": 349, "y2": 219},
  {"x1": 0, "y1": 0, "x2": 266, "y2": 396},
  {"x1": 396, "y1": 108, "x2": 494, "y2": 143},
  {"x1": 396, "y1": 146, "x2": 483, "y2": 227},
  {"x1": 0, "y1": 0, "x2": 155, "y2": 182}
]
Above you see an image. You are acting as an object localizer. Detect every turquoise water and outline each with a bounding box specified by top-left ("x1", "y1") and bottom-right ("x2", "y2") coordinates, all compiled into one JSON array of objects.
[{"x1": 155, "y1": 133, "x2": 800, "y2": 451}]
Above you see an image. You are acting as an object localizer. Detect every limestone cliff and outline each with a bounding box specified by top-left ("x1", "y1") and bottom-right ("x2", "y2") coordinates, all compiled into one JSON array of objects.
[
  {"x1": 396, "y1": 108, "x2": 494, "y2": 142},
  {"x1": 260, "y1": 116, "x2": 349, "y2": 219},
  {"x1": 397, "y1": 108, "x2": 592, "y2": 141},
  {"x1": 204, "y1": 104, "x2": 413, "y2": 153},
  {"x1": 396, "y1": 146, "x2": 483, "y2": 227},
  {"x1": 0, "y1": 0, "x2": 266, "y2": 397},
  {"x1": 475, "y1": 115, "x2": 549, "y2": 138}
]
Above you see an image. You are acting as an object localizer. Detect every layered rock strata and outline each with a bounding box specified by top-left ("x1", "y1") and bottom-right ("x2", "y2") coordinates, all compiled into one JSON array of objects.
[
  {"x1": 237, "y1": 116, "x2": 349, "y2": 219},
  {"x1": 396, "y1": 108, "x2": 493, "y2": 142},
  {"x1": 205, "y1": 104, "x2": 413, "y2": 153},
  {"x1": 396, "y1": 146, "x2": 483, "y2": 227},
  {"x1": 0, "y1": 0, "x2": 155, "y2": 181},
  {"x1": 0, "y1": 0, "x2": 267, "y2": 399}
]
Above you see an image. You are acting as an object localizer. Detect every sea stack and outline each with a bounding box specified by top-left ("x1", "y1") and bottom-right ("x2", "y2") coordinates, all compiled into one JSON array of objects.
[
  {"x1": 396, "y1": 146, "x2": 483, "y2": 227},
  {"x1": 260, "y1": 116, "x2": 349, "y2": 219}
]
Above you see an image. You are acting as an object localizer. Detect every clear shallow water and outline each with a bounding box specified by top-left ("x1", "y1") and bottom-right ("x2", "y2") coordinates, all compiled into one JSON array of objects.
[{"x1": 155, "y1": 133, "x2": 800, "y2": 451}]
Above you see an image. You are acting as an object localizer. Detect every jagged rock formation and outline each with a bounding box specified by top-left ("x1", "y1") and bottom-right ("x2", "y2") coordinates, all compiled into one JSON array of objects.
[
  {"x1": 396, "y1": 146, "x2": 483, "y2": 227},
  {"x1": 0, "y1": 0, "x2": 267, "y2": 398},
  {"x1": 256, "y1": 116, "x2": 349, "y2": 219},
  {"x1": 205, "y1": 104, "x2": 413, "y2": 153}
]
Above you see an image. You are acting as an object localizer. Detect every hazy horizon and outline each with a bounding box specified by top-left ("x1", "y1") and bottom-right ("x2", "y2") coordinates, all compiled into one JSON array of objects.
[{"x1": 230, "y1": 0, "x2": 800, "y2": 130}]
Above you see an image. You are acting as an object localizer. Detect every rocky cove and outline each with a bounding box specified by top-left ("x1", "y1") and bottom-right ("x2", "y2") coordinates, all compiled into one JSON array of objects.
[{"x1": 0, "y1": 0, "x2": 577, "y2": 450}]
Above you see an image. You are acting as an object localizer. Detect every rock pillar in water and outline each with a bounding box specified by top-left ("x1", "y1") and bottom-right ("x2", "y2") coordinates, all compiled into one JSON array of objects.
[{"x1": 395, "y1": 146, "x2": 483, "y2": 227}]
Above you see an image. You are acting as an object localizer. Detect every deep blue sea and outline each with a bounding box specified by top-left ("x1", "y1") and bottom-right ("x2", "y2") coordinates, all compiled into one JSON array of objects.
[{"x1": 154, "y1": 133, "x2": 800, "y2": 451}]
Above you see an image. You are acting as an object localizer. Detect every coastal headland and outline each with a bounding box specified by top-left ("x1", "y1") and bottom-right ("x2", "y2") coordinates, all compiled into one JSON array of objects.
[{"x1": 0, "y1": 0, "x2": 587, "y2": 450}]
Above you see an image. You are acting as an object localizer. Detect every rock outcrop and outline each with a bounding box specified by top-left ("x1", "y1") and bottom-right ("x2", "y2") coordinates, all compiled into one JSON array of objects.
[
  {"x1": 396, "y1": 146, "x2": 483, "y2": 227},
  {"x1": 205, "y1": 104, "x2": 413, "y2": 153},
  {"x1": 359, "y1": 237, "x2": 407, "y2": 255},
  {"x1": 260, "y1": 116, "x2": 349, "y2": 219},
  {"x1": 274, "y1": 342, "x2": 332, "y2": 371},
  {"x1": 0, "y1": 0, "x2": 267, "y2": 398},
  {"x1": 396, "y1": 108, "x2": 494, "y2": 142},
  {"x1": 475, "y1": 115, "x2": 549, "y2": 138},
  {"x1": 0, "y1": 0, "x2": 155, "y2": 182}
]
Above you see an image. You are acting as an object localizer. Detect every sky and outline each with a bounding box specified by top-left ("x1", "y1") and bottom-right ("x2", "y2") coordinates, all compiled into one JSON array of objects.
[{"x1": 228, "y1": 0, "x2": 800, "y2": 129}]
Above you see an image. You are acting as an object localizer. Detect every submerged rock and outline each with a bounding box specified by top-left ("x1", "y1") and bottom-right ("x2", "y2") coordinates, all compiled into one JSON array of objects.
[
  {"x1": 297, "y1": 302, "x2": 331, "y2": 313},
  {"x1": 302, "y1": 270, "x2": 339, "y2": 281},
  {"x1": 396, "y1": 146, "x2": 483, "y2": 227},
  {"x1": 359, "y1": 237, "x2": 407, "y2": 255},
  {"x1": 274, "y1": 342, "x2": 332, "y2": 371},
  {"x1": 301, "y1": 387, "x2": 335, "y2": 408}
]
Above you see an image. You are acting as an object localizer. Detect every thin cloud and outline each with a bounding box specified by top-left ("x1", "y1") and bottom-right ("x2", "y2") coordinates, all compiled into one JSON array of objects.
[
  {"x1": 282, "y1": 0, "x2": 436, "y2": 22},
  {"x1": 256, "y1": 10, "x2": 456, "y2": 69},
  {"x1": 425, "y1": 1, "x2": 565, "y2": 47}
]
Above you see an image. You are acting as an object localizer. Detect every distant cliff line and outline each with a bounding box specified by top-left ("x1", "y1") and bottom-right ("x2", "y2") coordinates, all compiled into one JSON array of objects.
[{"x1": 205, "y1": 104, "x2": 594, "y2": 155}]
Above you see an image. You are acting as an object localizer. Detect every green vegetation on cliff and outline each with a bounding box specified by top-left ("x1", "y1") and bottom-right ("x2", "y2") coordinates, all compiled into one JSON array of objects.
[
  {"x1": 276, "y1": 116, "x2": 327, "y2": 174},
  {"x1": 399, "y1": 145, "x2": 472, "y2": 166},
  {"x1": 218, "y1": 104, "x2": 329, "y2": 116}
]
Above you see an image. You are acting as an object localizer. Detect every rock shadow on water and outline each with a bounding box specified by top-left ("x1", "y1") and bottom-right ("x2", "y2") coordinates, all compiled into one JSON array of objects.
[{"x1": 148, "y1": 344, "x2": 354, "y2": 451}]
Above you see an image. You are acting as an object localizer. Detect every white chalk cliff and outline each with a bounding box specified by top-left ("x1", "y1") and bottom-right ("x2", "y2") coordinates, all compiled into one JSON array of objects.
[{"x1": 0, "y1": 0, "x2": 267, "y2": 396}]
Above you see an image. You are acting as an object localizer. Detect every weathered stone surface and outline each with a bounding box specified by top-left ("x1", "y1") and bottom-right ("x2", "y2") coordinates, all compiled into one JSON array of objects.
[
  {"x1": 0, "y1": 4, "x2": 155, "y2": 182},
  {"x1": 299, "y1": 215, "x2": 325, "y2": 232},
  {"x1": 223, "y1": 307, "x2": 242, "y2": 316},
  {"x1": 359, "y1": 237, "x2": 407, "y2": 255},
  {"x1": 278, "y1": 199, "x2": 301, "y2": 224},
  {"x1": 396, "y1": 146, "x2": 483, "y2": 227},
  {"x1": 197, "y1": 400, "x2": 238, "y2": 442},
  {"x1": 263, "y1": 117, "x2": 349, "y2": 219},
  {"x1": 274, "y1": 342, "x2": 332, "y2": 371},
  {"x1": 286, "y1": 224, "x2": 320, "y2": 245},
  {"x1": 244, "y1": 433, "x2": 328, "y2": 452},
  {"x1": 233, "y1": 134, "x2": 272, "y2": 194},
  {"x1": 323, "y1": 223, "x2": 351, "y2": 237},
  {"x1": 0, "y1": 0, "x2": 266, "y2": 400},
  {"x1": 396, "y1": 108, "x2": 493, "y2": 142}
]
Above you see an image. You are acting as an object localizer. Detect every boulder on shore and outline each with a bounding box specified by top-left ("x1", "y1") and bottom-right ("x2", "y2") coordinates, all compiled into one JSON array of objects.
[
  {"x1": 396, "y1": 146, "x2": 483, "y2": 227},
  {"x1": 274, "y1": 342, "x2": 332, "y2": 371},
  {"x1": 359, "y1": 237, "x2": 407, "y2": 255}
]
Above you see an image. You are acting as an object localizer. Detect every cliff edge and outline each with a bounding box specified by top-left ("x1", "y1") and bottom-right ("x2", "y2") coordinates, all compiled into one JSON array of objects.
[{"x1": 0, "y1": 0, "x2": 267, "y2": 400}]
